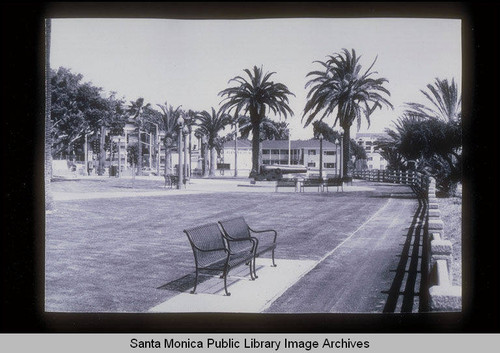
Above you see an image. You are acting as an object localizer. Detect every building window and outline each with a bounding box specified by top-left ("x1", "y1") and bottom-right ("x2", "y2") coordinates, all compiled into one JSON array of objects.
[
  {"x1": 325, "y1": 150, "x2": 336, "y2": 155},
  {"x1": 308, "y1": 149, "x2": 316, "y2": 155},
  {"x1": 263, "y1": 160, "x2": 271, "y2": 165},
  {"x1": 262, "y1": 149, "x2": 270, "y2": 155},
  {"x1": 307, "y1": 162, "x2": 316, "y2": 167},
  {"x1": 271, "y1": 149, "x2": 279, "y2": 154},
  {"x1": 324, "y1": 163, "x2": 336, "y2": 168},
  {"x1": 368, "y1": 157, "x2": 373, "y2": 161},
  {"x1": 280, "y1": 149, "x2": 289, "y2": 155}
]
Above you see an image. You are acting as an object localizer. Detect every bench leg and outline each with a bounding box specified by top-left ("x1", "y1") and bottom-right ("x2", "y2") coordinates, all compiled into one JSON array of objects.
[
  {"x1": 252, "y1": 257, "x2": 258, "y2": 279},
  {"x1": 222, "y1": 268, "x2": 231, "y2": 296},
  {"x1": 272, "y1": 249, "x2": 277, "y2": 267},
  {"x1": 191, "y1": 269, "x2": 198, "y2": 294}
]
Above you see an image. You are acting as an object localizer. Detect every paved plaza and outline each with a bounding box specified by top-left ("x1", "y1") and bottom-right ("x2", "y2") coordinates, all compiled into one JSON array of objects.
[{"x1": 45, "y1": 176, "x2": 425, "y2": 313}]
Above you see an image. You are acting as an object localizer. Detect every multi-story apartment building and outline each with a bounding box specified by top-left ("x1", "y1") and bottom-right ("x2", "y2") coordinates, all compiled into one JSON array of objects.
[{"x1": 355, "y1": 132, "x2": 389, "y2": 170}]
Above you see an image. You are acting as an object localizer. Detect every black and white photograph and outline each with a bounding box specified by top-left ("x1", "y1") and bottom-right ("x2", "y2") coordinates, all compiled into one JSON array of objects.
[
  {"x1": 43, "y1": 15, "x2": 463, "y2": 316},
  {"x1": 4, "y1": 1, "x2": 500, "y2": 339}
]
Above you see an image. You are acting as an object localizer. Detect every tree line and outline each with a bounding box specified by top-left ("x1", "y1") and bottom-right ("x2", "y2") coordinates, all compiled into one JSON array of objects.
[{"x1": 48, "y1": 48, "x2": 461, "y2": 196}]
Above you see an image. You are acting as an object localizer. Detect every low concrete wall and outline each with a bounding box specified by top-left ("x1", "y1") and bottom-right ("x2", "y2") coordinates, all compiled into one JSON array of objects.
[{"x1": 425, "y1": 178, "x2": 462, "y2": 312}]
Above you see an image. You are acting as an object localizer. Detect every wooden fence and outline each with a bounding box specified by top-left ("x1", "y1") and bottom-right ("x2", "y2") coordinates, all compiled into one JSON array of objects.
[{"x1": 352, "y1": 169, "x2": 429, "y2": 196}]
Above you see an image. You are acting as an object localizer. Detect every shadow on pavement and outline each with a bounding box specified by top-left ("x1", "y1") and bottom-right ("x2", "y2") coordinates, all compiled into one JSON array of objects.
[{"x1": 382, "y1": 197, "x2": 428, "y2": 313}]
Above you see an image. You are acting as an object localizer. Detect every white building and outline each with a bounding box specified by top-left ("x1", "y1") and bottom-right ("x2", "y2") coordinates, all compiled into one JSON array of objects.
[
  {"x1": 220, "y1": 138, "x2": 341, "y2": 177},
  {"x1": 355, "y1": 132, "x2": 389, "y2": 170}
]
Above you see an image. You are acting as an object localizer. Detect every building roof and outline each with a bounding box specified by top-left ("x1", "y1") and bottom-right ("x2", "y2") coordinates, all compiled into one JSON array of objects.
[
  {"x1": 222, "y1": 138, "x2": 338, "y2": 150},
  {"x1": 262, "y1": 139, "x2": 337, "y2": 149},
  {"x1": 221, "y1": 138, "x2": 252, "y2": 149},
  {"x1": 355, "y1": 132, "x2": 389, "y2": 139}
]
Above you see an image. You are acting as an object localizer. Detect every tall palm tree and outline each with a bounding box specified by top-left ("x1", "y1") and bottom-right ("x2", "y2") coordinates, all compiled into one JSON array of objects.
[
  {"x1": 45, "y1": 19, "x2": 55, "y2": 212},
  {"x1": 195, "y1": 107, "x2": 232, "y2": 176},
  {"x1": 156, "y1": 102, "x2": 183, "y2": 175},
  {"x1": 405, "y1": 78, "x2": 461, "y2": 122},
  {"x1": 303, "y1": 48, "x2": 393, "y2": 177},
  {"x1": 127, "y1": 97, "x2": 151, "y2": 175},
  {"x1": 219, "y1": 65, "x2": 295, "y2": 177}
]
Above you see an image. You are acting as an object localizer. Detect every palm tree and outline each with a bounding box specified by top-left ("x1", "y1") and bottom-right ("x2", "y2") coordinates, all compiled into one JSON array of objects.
[
  {"x1": 195, "y1": 107, "x2": 232, "y2": 176},
  {"x1": 238, "y1": 115, "x2": 288, "y2": 141},
  {"x1": 45, "y1": 19, "x2": 55, "y2": 212},
  {"x1": 127, "y1": 97, "x2": 151, "y2": 175},
  {"x1": 156, "y1": 102, "x2": 183, "y2": 175},
  {"x1": 404, "y1": 78, "x2": 461, "y2": 122},
  {"x1": 219, "y1": 65, "x2": 295, "y2": 177},
  {"x1": 303, "y1": 48, "x2": 393, "y2": 178}
]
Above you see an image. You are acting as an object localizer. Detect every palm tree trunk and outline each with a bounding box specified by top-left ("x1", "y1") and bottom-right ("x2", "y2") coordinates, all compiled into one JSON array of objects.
[
  {"x1": 164, "y1": 143, "x2": 171, "y2": 175},
  {"x1": 250, "y1": 121, "x2": 261, "y2": 177},
  {"x1": 45, "y1": 19, "x2": 55, "y2": 211},
  {"x1": 209, "y1": 147, "x2": 217, "y2": 176},
  {"x1": 202, "y1": 140, "x2": 209, "y2": 177},
  {"x1": 98, "y1": 125, "x2": 106, "y2": 175},
  {"x1": 342, "y1": 126, "x2": 350, "y2": 178}
]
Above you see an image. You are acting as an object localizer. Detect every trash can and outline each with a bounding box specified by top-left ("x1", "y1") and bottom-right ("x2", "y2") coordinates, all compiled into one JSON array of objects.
[{"x1": 109, "y1": 165, "x2": 118, "y2": 177}]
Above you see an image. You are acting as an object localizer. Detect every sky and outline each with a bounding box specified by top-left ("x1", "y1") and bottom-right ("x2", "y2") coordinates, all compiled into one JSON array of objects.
[{"x1": 50, "y1": 18, "x2": 461, "y2": 140}]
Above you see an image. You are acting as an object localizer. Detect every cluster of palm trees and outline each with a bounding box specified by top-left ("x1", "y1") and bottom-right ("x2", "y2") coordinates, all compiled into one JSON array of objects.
[
  {"x1": 133, "y1": 49, "x2": 395, "y2": 179},
  {"x1": 377, "y1": 78, "x2": 462, "y2": 196}
]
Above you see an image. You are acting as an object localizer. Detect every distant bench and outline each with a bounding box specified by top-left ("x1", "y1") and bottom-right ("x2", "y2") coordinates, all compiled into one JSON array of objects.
[
  {"x1": 275, "y1": 178, "x2": 298, "y2": 192},
  {"x1": 323, "y1": 177, "x2": 344, "y2": 192},
  {"x1": 184, "y1": 217, "x2": 278, "y2": 296},
  {"x1": 299, "y1": 178, "x2": 323, "y2": 192}
]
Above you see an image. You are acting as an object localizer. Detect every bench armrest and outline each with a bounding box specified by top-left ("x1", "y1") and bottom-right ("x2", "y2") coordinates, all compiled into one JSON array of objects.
[
  {"x1": 248, "y1": 228, "x2": 278, "y2": 243},
  {"x1": 190, "y1": 243, "x2": 228, "y2": 253},
  {"x1": 226, "y1": 237, "x2": 257, "y2": 254}
]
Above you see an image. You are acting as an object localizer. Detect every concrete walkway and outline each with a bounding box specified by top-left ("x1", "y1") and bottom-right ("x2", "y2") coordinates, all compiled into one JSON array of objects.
[{"x1": 266, "y1": 187, "x2": 425, "y2": 313}]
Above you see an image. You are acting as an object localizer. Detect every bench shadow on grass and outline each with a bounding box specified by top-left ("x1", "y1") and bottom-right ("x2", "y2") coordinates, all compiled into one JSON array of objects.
[{"x1": 381, "y1": 197, "x2": 429, "y2": 313}]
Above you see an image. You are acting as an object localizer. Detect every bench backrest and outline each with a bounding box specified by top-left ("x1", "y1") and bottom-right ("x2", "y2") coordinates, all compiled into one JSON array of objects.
[
  {"x1": 218, "y1": 217, "x2": 251, "y2": 240},
  {"x1": 326, "y1": 177, "x2": 342, "y2": 186},
  {"x1": 184, "y1": 223, "x2": 227, "y2": 268}
]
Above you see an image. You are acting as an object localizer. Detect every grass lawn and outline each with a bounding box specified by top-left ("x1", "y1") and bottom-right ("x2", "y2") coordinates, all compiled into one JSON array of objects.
[
  {"x1": 45, "y1": 179, "x2": 401, "y2": 312},
  {"x1": 437, "y1": 195, "x2": 462, "y2": 286}
]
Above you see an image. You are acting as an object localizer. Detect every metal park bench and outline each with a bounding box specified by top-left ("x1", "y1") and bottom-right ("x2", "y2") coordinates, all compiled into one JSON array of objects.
[
  {"x1": 218, "y1": 217, "x2": 278, "y2": 279},
  {"x1": 323, "y1": 177, "x2": 344, "y2": 192},
  {"x1": 275, "y1": 178, "x2": 298, "y2": 192},
  {"x1": 184, "y1": 222, "x2": 256, "y2": 296},
  {"x1": 299, "y1": 177, "x2": 323, "y2": 192}
]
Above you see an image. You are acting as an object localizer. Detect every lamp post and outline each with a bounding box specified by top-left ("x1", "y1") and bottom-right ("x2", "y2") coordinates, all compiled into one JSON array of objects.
[
  {"x1": 183, "y1": 125, "x2": 189, "y2": 183},
  {"x1": 177, "y1": 115, "x2": 184, "y2": 189},
  {"x1": 335, "y1": 133, "x2": 344, "y2": 179},
  {"x1": 84, "y1": 133, "x2": 88, "y2": 176},
  {"x1": 318, "y1": 133, "x2": 324, "y2": 180},
  {"x1": 233, "y1": 122, "x2": 238, "y2": 177},
  {"x1": 117, "y1": 137, "x2": 121, "y2": 177},
  {"x1": 288, "y1": 128, "x2": 291, "y2": 165}
]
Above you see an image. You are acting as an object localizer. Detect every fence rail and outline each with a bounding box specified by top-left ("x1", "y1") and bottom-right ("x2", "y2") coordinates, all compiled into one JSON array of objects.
[{"x1": 352, "y1": 169, "x2": 429, "y2": 196}]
